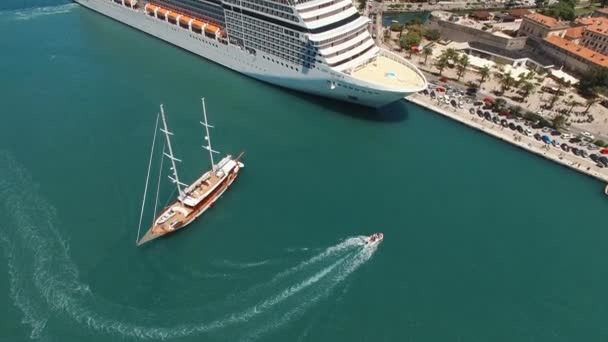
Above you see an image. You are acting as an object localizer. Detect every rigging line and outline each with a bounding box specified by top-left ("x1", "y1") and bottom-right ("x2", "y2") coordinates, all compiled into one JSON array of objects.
[
  {"x1": 137, "y1": 112, "x2": 160, "y2": 243},
  {"x1": 152, "y1": 141, "x2": 166, "y2": 226},
  {"x1": 163, "y1": 187, "x2": 177, "y2": 208}
]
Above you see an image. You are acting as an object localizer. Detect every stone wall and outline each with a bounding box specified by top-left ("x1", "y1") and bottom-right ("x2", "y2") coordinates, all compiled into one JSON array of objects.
[{"x1": 427, "y1": 18, "x2": 528, "y2": 51}]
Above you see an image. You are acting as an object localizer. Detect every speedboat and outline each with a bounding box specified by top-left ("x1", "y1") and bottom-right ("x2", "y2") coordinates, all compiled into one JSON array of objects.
[{"x1": 365, "y1": 233, "x2": 384, "y2": 247}]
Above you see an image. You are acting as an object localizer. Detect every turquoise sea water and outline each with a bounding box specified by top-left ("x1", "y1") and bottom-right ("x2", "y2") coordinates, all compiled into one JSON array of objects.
[{"x1": 1, "y1": 2, "x2": 607, "y2": 341}]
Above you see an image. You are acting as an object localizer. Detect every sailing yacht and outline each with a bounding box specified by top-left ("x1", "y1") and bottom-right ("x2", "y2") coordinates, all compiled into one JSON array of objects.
[{"x1": 136, "y1": 99, "x2": 244, "y2": 246}]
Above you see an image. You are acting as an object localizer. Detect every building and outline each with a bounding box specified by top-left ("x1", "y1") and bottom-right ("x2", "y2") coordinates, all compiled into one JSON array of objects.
[
  {"x1": 427, "y1": 11, "x2": 527, "y2": 51},
  {"x1": 592, "y1": 7, "x2": 608, "y2": 18},
  {"x1": 579, "y1": 17, "x2": 608, "y2": 55},
  {"x1": 470, "y1": 11, "x2": 492, "y2": 21},
  {"x1": 507, "y1": 9, "x2": 532, "y2": 19},
  {"x1": 542, "y1": 35, "x2": 608, "y2": 73},
  {"x1": 518, "y1": 13, "x2": 569, "y2": 43}
]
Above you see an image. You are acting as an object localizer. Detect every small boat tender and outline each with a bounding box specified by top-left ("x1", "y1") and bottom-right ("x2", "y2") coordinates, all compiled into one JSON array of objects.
[{"x1": 365, "y1": 233, "x2": 384, "y2": 246}]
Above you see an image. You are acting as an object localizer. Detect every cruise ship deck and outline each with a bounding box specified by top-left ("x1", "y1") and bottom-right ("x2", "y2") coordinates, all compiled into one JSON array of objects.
[{"x1": 351, "y1": 54, "x2": 426, "y2": 91}]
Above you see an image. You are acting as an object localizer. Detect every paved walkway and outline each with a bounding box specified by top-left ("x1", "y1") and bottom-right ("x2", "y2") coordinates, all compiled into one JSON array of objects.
[{"x1": 406, "y1": 93, "x2": 608, "y2": 186}]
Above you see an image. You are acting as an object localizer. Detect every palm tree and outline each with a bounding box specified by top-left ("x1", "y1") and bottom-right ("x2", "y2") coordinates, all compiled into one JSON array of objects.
[
  {"x1": 499, "y1": 71, "x2": 514, "y2": 93},
  {"x1": 435, "y1": 56, "x2": 449, "y2": 76},
  {"x1": 422, "y1": 46, "x2": 433, "y2": 65},
  {"x1": 443, "y1": 48, "x2": 458, "y2": 60},
  {"x1": 520, "y1": 81, "x2": 535, "y2": 102},
  {"x1": 566, "y1": 100, "x2": 581, "y2": 115},
  {"x1": 478, "y1": 65, "x2": 491, "y2": 86},
  {"x1": 548, "y1": 78, "x2": 567, "y2": 109},
  {"x1": 583, "y1": 86, "x2": 605, "y2": 114},
  {"x1": 552, "y1": 114, "x2": 567, "y2": 130},
  {"x1": 456, "y1": 55, "x2": 469, "y2": 81},
  {"x1": 584, "y1": 93, "x2": 599, "y2": 114}
]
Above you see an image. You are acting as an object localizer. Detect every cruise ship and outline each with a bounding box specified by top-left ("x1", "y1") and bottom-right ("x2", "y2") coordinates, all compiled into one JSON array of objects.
[{"x1": 73, "y1": 0, "x2": 427, "y2": 107}]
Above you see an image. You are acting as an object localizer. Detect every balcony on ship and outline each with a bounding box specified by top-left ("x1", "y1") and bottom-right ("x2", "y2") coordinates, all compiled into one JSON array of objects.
[{"x1": 342, "y1": 49, "x2": 427, "y2": 92}]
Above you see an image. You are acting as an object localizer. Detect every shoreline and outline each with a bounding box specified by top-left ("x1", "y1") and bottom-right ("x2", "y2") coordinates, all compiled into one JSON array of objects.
[{"x1": 405, "y1": 94, "x2": 608, "y2": 186}]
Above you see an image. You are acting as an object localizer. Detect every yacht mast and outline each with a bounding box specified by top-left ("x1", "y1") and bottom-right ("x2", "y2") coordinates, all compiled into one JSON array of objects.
[
  {"x1": 159, "y1": 104, "x2": 186, "y2": 201},
  {"x1": 201, "y1": 98, "x2": 219, "y2": 170}
]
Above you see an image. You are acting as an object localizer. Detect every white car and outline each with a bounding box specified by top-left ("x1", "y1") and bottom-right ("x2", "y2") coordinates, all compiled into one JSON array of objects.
[
  {"x1": 525, "y1": 128, "x2": 533, "y2": 136},
  {"x1": 582, "y1": 131, "x2": 595, "y2": 139},
  {"x1": 561, "y1": 133, "x2": 572, "y2": 139}
]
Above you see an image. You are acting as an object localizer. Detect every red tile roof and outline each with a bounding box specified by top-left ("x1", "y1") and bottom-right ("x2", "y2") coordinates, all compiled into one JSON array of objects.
[
  {"x1": 565, "y1": 26, "x2": 584, "y2": 40},
  {"x1": 544, "y1": 35, "x2": 608, "y2": 67},
  {"x1": 524, "y1": 13, "x2": 567, "y2": 29}
]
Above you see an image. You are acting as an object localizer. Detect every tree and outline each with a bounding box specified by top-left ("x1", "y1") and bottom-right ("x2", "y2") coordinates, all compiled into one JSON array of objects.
[
  {"x1": 520, "y1": 82, "x2": 535, "y2": 102},
  {"x1": 456, "y1": 55, "x2": 469, "y2": 81},
  {"x1": 542, "y1": 0, "x2": 575, "y2": 21},
  {"x1": 400, "y1": 31, "x2": 422, "y2": 57},
  {"x1": 578, "y1": 68, "x2": 608, "y2": 97},
  {"x1": 535, "y1": 0, "x2": 547, "y2": 8},
  {"x1": 493, "y1": 98, "x2": 507, "y2": 112},
  {"x1": 584, "y1": 92, "x2": 599, "y2": 114},
  {"x1": 424, "y1": 29, "x2": 441, "y2": 41},
  {"x1": 552, "y1": 114, "x2": 567, "y2": 130},
  {"x1": 548, "y1": 78, "x2": 567, "y2": 109},
  {"x1": 565, "y1": 99, "x2": 581, "y2": 115},
  {"x1": 422, "y1": 46, "x2": 433, "y2": 65},
  {"x1": 499, "y1": 71, "x2": 515, "y2": 93},
  {"x1": 510, "y1": 105, "x2": 523, "y2": 117},
  {"x1": 478, "y1": 65, "x2": 491, "y2": 86},
  {"x1": 435, "y1": 56, "x2": 449, "y2": 76}
]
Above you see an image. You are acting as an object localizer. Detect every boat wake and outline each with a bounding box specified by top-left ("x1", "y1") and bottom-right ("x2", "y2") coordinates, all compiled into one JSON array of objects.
[
  {"x1": 1, "y1": 3, "x2": 77, "y2": 21},
  {"x1": 0, "y1": 151, "x2": 379, "y2": 340}
]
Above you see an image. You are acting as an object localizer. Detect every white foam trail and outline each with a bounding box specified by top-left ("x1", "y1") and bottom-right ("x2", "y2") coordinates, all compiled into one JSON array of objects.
[
  {"x1": 7, "y1": 3, "x2": 77, "y2": 21},
  {"x1": 271, "y1": 236, "x2": 366, "y2": 282},
  {"x1": 243, "y1": 245, "x2": 379, "y2": 341},
  {"x1": 0, "y1": 152, "x2": 378, "y2": 340}
]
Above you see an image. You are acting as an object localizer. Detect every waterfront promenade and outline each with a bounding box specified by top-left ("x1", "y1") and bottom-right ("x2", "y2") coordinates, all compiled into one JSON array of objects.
[{"x1": 406, "y1": 93, "x2": 608, "y2": 185}]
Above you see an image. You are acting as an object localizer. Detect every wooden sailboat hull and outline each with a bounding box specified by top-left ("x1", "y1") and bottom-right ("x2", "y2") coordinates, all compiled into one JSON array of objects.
[{"x1": 137, "y1": 165, "x2": 240, "y2": 246}]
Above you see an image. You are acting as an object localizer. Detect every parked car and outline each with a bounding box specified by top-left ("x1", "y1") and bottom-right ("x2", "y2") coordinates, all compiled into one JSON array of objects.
[
  {"x1": 590, "y1": 154, "x2": 599, "y2": 162},
  {"x1": 517, "y1": 125, "x2": 524, "y2": 133},
  {"x1": 561, "y1": 143, "x2": 570, "y2": 152},
  {"x1": 550, "y1": 130, "x2": 561, "y2": 136},
  {"x1": 525, "y1": 128, "x2": 533, "y2": 136},
  {"x1": 569, "y1": 138, "x2": 581, "y2": 144},
  {"x1": 582, "y1": 131, "x2": 595, "y2": 140},
  {"x1": 501, "y1": 119, "x2": 508, "y2": 127},
  {"x1": 469, "y1": 107, "x2": 476, "y2": 114},
  {"x1": 534, "y1": 133, "x2": 541, "y2": 140},
  {"x1": 509, "y1": 123, "x2": 517, "y2": 130}
]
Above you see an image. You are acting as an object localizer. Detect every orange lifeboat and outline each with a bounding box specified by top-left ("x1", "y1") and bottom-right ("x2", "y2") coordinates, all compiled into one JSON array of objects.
[
  {"x1": 204, "y1": 24, "x2": 219, "y2": 35},
  {"x1": 178, "y1": 15, "x2": 192, "y2": 28},
  {"x1": 145, "y1": 4, "x2": 158, "y2": 14},
  {"x1": 156, "y1": 8, "x2": 168, "y2": 19},
  {"x1": 178, "y1": 15, "x2": 192, "y2": 25},
  {"x1": 168, "y1": 12, "x2": 179, "y2": 24}
]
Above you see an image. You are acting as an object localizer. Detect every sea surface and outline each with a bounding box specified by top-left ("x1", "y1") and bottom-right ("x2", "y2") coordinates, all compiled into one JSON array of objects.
[{"x1": 1, "y1": 2, "x2": 607, "y2": 341}]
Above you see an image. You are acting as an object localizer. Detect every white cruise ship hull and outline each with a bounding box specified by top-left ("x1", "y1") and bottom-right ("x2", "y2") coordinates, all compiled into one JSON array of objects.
[{"x1": 74, "y1": 0, "x2": 419, "y2": 107}]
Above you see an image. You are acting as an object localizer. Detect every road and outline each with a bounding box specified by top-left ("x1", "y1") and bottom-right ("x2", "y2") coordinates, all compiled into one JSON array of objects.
[{"x1": 422, "y1": 72, "x2": 608, "y2": 141}]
